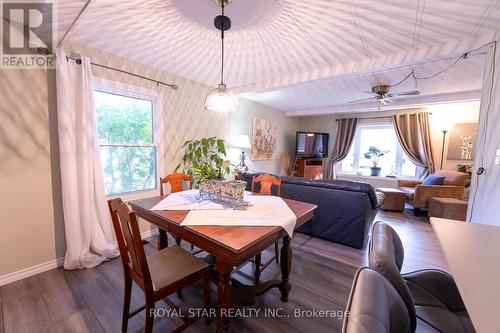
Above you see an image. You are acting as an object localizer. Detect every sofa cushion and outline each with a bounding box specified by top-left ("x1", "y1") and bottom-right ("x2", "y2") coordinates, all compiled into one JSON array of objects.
[
  {"x1": 422, "y1": 175, "x2": 445, "y2": 186},
  {"x1": 434, "y1": 170, "x2": 468, "y2": 186},
  {"x1": 400, "y1": 187, "x2": 415, "y2": 200}
]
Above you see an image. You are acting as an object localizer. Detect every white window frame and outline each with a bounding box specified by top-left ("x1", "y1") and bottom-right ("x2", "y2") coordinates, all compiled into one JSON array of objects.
[
  {"x1": 93, "y1": 79, "x2": 162, "y2": 200},
  {"x1": 338, "y1": 122, "x2": 418, "y2": 179}
]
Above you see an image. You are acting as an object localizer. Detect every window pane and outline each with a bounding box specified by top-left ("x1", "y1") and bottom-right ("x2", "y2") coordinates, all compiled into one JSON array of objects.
[
  {"x1": 400, "y1": 153, "x2": 417, "y2": 177},
  {"x1": 100, "y1": 146, "x2": 156, "y2": 195},
  {"x1": 357, "y1": 127, "x2": 397, "y2": 177},
  {"x1": 94, "y1": 91, "x2": 153, "y2": 144},
  {"x1": 341, "y1": 146, "x2": 355, "y2": 172}
]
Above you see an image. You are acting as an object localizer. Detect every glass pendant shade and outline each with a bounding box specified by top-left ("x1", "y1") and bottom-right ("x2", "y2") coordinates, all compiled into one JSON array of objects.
[{"x1": 204, "y1": 84, "x2": 239, "y2": 113}]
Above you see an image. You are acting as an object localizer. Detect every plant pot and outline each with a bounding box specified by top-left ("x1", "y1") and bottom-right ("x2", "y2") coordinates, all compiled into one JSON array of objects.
[{"x1": 370, "y1": 167, "x2": 381, "y2": 177}]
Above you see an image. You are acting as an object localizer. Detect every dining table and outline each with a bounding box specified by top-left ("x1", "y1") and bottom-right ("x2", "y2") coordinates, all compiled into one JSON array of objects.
[{"x1": 129, "y1": 194, "x2": 317, "y2": 333}]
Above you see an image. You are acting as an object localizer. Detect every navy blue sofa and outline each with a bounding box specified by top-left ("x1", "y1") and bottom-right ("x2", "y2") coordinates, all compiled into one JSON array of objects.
[{"x1": 240, "y1": 172, "x2": 384, "y2": 249}]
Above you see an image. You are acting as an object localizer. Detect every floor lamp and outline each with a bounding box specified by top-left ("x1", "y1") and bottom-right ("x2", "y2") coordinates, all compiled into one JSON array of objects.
[{"x1": 440, "y1": 123, "x2": 454, "y2": 170}]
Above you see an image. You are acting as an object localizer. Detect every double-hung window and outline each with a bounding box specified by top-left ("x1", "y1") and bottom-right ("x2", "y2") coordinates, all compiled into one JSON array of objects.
[
  {"x1": 340, "y1": 121, "x2": 418, "y2": 178},
  {"x1": 93, "y1": 86, "x2": 158, "y2": 196}
]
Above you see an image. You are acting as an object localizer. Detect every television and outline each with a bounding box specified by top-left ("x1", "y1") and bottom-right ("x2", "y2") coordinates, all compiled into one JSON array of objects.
[{"x1": 295, "y1": 132, "x2": 329, "y2": 158}]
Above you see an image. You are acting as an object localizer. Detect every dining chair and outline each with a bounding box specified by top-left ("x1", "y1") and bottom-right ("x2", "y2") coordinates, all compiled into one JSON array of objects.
[
  {"x1": 251, "y1": 174, "x2": 282, "y2": 285},
  {"x1": 108, "y1": 198, "x2": 211, "y2": 333},
  {"x1": 159, "y1": 172, "x2": 191, "y2": 196},
  {"x1": 159, "y1": 172, "x2": 199, "y2": 253}
]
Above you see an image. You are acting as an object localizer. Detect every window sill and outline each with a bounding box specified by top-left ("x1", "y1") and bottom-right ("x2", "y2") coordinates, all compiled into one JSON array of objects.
[
  {"x1": 337, "y1": 173, "x2": 399, "y2": 182},
  {"x1": 107, "y1": 189, "x2": 160, "y2": 203}
]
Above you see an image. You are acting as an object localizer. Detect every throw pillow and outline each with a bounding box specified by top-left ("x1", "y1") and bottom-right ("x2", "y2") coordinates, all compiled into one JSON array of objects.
[{"x1": 422, "y1": 175, "x2": 445, "y2": 186}]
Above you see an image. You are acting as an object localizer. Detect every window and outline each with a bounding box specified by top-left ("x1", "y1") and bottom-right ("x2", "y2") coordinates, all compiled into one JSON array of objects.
[
  {"x1": 340, "y1": 123, "x2": 417, "y2": 178},
  {"x1": 94, "y1": 89, "x2": 157, "y2": 196}
]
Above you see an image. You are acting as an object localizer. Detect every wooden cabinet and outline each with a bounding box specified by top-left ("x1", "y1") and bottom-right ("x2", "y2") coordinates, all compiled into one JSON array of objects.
[{"x1": 295, "y1": 159, "x2": 324, "y2": 179}]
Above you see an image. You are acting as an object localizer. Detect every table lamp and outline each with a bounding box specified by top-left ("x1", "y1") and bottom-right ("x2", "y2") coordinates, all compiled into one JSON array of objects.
[{"x1": 233, "y1": 135, "x2": 251, "y2": 171}]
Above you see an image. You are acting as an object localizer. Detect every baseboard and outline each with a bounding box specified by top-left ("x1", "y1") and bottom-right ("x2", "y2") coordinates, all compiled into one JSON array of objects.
[
  {"x1": 0, "y1": 257, "x2": 65, "y2": 287},
  {"x1": 0, "y1": 228, "x2": 159, "y2": 287}
]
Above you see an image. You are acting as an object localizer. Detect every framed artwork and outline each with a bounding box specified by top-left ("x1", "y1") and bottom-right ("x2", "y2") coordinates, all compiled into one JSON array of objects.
[
  {"x1": 447, "y1": 123, "x2": 478, "y2": 160},
  {"x1": 252, "y1": 117, "x2": 277, "y2": 160}
]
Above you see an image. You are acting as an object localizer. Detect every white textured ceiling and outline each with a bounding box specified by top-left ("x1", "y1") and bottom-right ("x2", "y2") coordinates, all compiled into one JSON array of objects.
[{"x1": 62, "y1": 0, "x2": 500, "y2": 114}]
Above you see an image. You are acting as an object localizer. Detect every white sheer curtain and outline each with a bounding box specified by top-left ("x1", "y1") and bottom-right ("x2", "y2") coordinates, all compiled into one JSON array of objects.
[
  {"x1": 468, "y1": 41, "x2": 500, "y2": 225},
  {"x1": 57, "y1": 49, "x2": 118, "y2": 269}
]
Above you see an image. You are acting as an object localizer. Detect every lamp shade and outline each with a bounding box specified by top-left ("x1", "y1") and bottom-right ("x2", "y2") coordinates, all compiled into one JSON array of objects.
[
  {"x1": 204, "y1": 84, "x2": 239, "y2": 113},
  {"x1": 233, "y1": 134, "x2": 251, "y2": 149}
]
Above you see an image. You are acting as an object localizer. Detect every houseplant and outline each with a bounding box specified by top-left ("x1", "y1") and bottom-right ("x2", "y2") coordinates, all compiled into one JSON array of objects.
[
  {"x1": 176, "y1": 137, "x2": 245, "y2": 205},
  {"x1": 364, "y1": 146, "x2": 388, "y2": 176},
  {"x1": 176, "y1": 136, "x2": 231, "y2": 187}
]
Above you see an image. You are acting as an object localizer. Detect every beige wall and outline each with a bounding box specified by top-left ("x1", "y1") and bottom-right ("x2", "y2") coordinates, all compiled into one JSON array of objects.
[
  {"x1": 0, "y1": 69, "x2": 65, "y2": 276},
  {"x1": 0, "y1": 42, "x2": 298, "y2": 278}
]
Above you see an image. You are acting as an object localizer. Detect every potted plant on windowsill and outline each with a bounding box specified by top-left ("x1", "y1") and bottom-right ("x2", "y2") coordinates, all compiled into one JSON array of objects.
[
  {"x1": 364, "y1": 146, "x2": 388, "y2": 177},
  {"x1": 176, "y1": 137, "x2": 246, "y2": 205}
]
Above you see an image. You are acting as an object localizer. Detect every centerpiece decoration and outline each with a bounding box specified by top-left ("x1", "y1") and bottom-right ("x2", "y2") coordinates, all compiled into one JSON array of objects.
[
  {"x1": 364, "y1": 146, "x2": 388, "y2": 177},
  {"x1": 176, "y1": 136, "x2": 246, "y2": 207}
]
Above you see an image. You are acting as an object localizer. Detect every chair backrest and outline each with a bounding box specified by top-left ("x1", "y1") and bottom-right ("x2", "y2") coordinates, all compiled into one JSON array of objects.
[
  {"x1": 108, "y1": 198, "x2": 152, "y2": 290},
  {"x1": 160, "y1": 172, "x2": 191, "y2": 195},
  {"x1": 251, "y1": 174, "x2": 282, "y2": 196},
  {"x1": 343, "y1": 267, "x2": 412, "y2": 333},
  {"x1": 369, "y1": 222, "x2": 416, "y2": 332},
  {"x1": 434, "y1": 170, "x2": 468, "y2": 186}
]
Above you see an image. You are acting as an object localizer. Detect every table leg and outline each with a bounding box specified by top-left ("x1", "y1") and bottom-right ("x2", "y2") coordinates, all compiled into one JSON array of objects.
[
  {"x1": 216, "y1": 260, "x2": 233, "y2": 333},
  {"x1": 157, "y1": 228, "x2": 168, "y2": 250},
  {"x1": 280, "y1": 236, "x2": 292, "y2": 302}
]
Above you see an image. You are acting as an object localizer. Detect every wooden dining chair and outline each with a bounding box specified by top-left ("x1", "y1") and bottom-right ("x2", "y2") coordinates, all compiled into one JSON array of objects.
[
  {"x1": 251, "y1": 174, "x2": 283, "y2": 285},
  {"x1": 108, "y1": 198, "x2": 211, "y2": 333},
  {"x1": 159, "y1": 172, "x2": 199, "y2": 252},
  {"x1": 159, "y1": 172, "x2": 191, "y2": 196}
]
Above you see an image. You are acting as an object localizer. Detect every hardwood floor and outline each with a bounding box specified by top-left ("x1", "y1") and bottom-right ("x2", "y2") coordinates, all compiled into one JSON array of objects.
[{"x1": 0, "y1": 208, "x2": 447, "y2": 333}]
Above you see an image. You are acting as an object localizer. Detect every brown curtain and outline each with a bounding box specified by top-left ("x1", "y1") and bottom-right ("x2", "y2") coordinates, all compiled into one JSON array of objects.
[
  {"x1": 392, "y1": 112, "x2": 436, "y2": 178},
  {"x1": 327, "y1": 118, "x2": 359, "y2": 179}
]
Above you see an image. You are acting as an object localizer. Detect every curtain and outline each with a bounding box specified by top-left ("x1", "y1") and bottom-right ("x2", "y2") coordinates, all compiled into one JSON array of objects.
[
  {"x1": 468, "y1": 41, "x2": 500, "y2": 224},
  {"x1": 327, "y1": 118, "x2": 358, "y2": 179},
  {"x1": 392, "y1": 112, "x2": 435, "y2": 178},
  {"x1": 56, "y1": 49, "x2": 118, "y2": 269}
]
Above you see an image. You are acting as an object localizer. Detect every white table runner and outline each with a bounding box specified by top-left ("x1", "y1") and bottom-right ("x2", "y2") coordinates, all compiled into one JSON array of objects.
[{"x1": 151, "y1": 190, "x2": 297, "y2": 237}]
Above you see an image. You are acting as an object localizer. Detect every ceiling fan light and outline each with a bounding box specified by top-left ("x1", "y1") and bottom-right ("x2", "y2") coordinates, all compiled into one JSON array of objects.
[{"x1": 204, "y1": 84, "x2": 240, "y2": 113}]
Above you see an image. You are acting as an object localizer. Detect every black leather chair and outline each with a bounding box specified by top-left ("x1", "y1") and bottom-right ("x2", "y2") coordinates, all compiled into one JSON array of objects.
[{"x1": 369, "y1": 222, "x2": 475, "y2": 333}]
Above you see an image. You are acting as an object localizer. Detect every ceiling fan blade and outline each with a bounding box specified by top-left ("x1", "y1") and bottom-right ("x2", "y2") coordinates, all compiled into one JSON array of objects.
[
  {"x1": 380, "y1": 98, "x2": 393, "y2": 105},
  {"x1": 348, "y1": 97, "x2": 376, "y2": 104},
  {"x1": 389, "y1": 90, "x2": 421, "y2": 97}
]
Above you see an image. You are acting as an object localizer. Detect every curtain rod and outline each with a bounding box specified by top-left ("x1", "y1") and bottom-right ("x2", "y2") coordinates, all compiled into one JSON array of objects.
[
  {"x1": 65, "y1": 56, "x2": 178, "y2": 90},
  {"x1": 335, "y1": 112, "x2": 432, "y2": 121}
]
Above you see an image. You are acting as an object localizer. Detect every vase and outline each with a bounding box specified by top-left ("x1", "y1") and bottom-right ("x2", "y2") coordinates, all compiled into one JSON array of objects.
[{"x1": 370, "y1": 167, "x2": 381, "y2": 177}]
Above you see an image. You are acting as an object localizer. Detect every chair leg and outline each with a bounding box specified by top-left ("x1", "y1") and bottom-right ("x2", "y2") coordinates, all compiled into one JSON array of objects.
[
  {"x1": 414, "y1": 207, "x2": 421, "y2": 216},
  {"x1": 122, "y1": 276, "x2": 132, "y2": 332},
  {"x1": 144, "y1": 299, "x2": 155, "y2": 333},
  {"x1": 274, "y1": 242, "x2": 280, "y2": 264},
  {"x1": 175, "y1": 237, "x2": 181, "y2": 246},
  {"x1": 203, "y1": 277, "x2": 211, "y2": 324},
  {"x1": 254, "y1": 253, "x2": 262, "y2": 285}
]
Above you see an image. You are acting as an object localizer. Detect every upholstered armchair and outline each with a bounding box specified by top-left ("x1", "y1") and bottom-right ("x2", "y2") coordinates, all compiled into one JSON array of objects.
[{"x1": 398, "y1": 170, "x2": 468, "y2": 216}]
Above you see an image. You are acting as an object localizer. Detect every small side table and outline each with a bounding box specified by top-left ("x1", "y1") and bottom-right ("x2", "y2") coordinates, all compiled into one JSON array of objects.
[
  {"x1": 428, "y1": 197, "x2": 468, "y2": 221},
  {"x1": 377, "y1": 188, "x2": 406, "y2": 212}
]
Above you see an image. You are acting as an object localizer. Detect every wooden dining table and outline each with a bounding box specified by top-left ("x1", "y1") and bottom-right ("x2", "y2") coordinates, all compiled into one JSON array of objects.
[{"x1": 129, "y1": 195, "x2": 317, "y2": 333}]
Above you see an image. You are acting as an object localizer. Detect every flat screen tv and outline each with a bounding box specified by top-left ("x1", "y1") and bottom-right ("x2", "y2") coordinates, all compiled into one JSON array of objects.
[{"x1": 295, "y1": 132, "x2": 329, "y2": 158}]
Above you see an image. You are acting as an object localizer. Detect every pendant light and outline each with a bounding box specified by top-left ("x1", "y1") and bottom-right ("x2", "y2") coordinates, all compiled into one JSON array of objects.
[{"x1": 204, "y1": 0, "x2": 239, "y2": 113}]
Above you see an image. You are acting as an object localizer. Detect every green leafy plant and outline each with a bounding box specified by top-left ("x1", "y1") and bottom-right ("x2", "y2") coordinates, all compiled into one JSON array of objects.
[
  {"x1": 175, "y1": 137, "x2": 231, "y2": 187},
  {"x1": 364, "y1": 146, "x2": 389, "y2": 168},
  {"x1": 457, "y1": 163, "x2": 473, "y2": 188}
]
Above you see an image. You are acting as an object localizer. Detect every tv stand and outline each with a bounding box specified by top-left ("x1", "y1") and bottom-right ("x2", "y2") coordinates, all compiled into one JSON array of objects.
[{"x1": 295, "y1": 158, "x2": 324, "y2": 179}]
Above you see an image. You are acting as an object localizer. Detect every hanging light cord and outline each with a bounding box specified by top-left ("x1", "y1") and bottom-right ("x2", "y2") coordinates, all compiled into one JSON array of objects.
[{"x1": 220, "y1": 2, "x2": 225, "y2": 85}]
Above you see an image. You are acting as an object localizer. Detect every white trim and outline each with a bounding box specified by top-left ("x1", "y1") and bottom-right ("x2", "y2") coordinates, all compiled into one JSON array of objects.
[{"x1": 0, "y1": 229, "x2": 158, "y2": 287}]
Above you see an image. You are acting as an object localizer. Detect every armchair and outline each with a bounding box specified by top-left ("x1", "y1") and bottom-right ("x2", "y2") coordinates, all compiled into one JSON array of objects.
[{"x1": 398, "y1": 170, "x2": 467, "y2": 216}]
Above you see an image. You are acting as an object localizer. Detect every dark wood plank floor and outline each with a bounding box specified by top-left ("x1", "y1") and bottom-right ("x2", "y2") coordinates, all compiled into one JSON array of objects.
[{"x1": 0, "y1": 208, "x2": 447, "y2": 333}]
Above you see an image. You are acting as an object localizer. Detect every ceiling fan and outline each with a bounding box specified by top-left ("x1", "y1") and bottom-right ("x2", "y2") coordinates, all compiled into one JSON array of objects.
[{"x1": 349, "y1": 85, "x2": 420, "y2": 105}]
